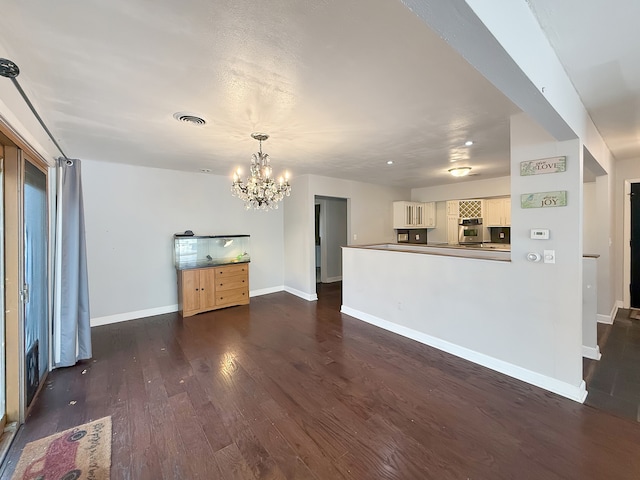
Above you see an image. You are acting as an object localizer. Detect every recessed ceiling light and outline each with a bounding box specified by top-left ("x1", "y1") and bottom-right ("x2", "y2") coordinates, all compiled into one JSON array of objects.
[
  {"x1": 448, "y1": 166, "x2": 472, "y2": 177},
  {"x1": 465, "y1": 140, "x2": 474, "y2": 146},
  {"x1": 387, "y1": 160, "x2": 394, "y2": 165}
]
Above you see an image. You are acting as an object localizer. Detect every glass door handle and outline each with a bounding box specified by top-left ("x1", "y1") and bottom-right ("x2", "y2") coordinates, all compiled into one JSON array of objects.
[{"x1": 21, "y1": 284, "x2": 29, "y2": 304}]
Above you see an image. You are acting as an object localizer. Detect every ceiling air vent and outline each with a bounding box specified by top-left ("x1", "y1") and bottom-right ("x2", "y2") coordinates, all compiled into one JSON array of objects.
[{"x1": 173, "y1": 112, "x2": 207, "y2": 126}]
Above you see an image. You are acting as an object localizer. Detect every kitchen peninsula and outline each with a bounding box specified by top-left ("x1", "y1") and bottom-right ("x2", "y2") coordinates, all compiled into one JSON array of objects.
[{"x1": 341, "y1": 239, "x2": 593, "y2": 403}]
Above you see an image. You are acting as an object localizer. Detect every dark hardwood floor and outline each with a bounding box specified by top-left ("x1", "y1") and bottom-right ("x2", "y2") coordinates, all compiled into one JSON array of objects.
[
  {"x1": 3, "y1": 282, "x2": 640, "y2": 479},
  {"x1": 584, "y1": 309, "x2": 640, "y2": 422}
]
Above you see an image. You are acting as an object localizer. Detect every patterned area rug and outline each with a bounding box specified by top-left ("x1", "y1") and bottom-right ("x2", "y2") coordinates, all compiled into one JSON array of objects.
[{"x1": 11, "y1": 416, "x2": 111, "y2": 480}]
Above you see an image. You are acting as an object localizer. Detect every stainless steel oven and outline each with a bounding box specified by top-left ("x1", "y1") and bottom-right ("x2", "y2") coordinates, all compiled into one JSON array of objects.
[{"x1": 458, "y1": 218, "x2": 484, "y2": 244}]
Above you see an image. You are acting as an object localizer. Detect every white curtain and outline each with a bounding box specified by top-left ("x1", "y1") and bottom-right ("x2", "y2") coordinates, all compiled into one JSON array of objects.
[{"x1": 53, "y1": 157, "x2": 91, "y2": 367}]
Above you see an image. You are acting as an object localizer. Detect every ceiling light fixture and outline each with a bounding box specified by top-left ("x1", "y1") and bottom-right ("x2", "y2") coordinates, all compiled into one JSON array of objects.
[
  {"x1": 465, "y1": 140, "x2": 474, "y2": 146},
  {"x1": 448, "y1": 166, "x2": 472, "y2": 177},
  {"x1": 387, "y1": 160, "x2": 394, "y2": 165},
  {"x1": 232, "y1": 133, "x2": 291, "y2": 210}
]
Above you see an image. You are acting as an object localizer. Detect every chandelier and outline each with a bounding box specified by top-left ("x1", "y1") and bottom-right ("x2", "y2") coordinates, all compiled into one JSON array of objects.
[{"x1": 232, "y1": 133, "x2": 291, "y2": 210}]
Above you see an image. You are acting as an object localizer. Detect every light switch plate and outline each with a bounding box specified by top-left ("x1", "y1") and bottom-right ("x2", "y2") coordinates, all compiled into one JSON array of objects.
[{"x1": 544, "y1": 250, "x2": 555, "y2": 264}]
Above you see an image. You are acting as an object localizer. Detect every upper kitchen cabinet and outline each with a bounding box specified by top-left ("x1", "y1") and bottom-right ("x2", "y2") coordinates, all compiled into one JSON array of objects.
[
  {"x1": 424, "y1": 202, "x2": 436, "y2": 227},
  {"x1": 484, "y1": 197, "x2": 511, "y2": 226},
  {"x1": 447, "y1": 200, "x2": 459, "y2": 217},
  {"x1": 393, "y1": 201, "x2": 436, "y2": 228}
]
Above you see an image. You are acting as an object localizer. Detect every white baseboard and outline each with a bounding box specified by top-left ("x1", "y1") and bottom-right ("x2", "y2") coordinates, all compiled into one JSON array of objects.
[
  {"x1": 596, "y1": 314, "x2": 613, "y2": 325},
  {"x1": 284, "y1": 286, "x2": 318, "y2": 301},
  {"x1": 91, "y1": 286, "x2": 285, "y2": 327},
  {"x1": 341, "y1": 305, "x2": 588, "y2": 404},
  {"x1": 325, "y1": 276, "x2": 343, "y2": 283},
  {"x1": 250, "y1": 286, "x2": 284, "y2": 297},
  {"x1": 598, "y1": 300, "x2": 622, "y2": 325},
  {"x1": 91, "y1": 304, "x2": 178, "y2": 327},
  {"x1": 582, "y1": 345, "x2": 602, "y2": 360}
]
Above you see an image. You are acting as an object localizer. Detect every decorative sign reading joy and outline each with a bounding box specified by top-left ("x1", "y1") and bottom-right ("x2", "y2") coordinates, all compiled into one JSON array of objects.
[
  {"x1": 521, "y1": 191, "x2": 567, "y2": 209},
  {"x1": 520, "y1": 156, "x2": 566, "y2": 176}
]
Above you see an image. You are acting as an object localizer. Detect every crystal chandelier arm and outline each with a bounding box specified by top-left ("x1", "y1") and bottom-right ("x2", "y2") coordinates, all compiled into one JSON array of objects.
[{"x1": 231, "y1": 133, "x2": 291, "y2": 210}]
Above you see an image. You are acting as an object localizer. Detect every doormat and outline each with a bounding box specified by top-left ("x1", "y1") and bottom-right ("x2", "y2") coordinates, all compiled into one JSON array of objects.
[
  {"x1": 630, "y1": 309, "x2": 640, "y2": 320},
  {"x1": 11, "y1": 416, "x2": 111, "y2": 480}
]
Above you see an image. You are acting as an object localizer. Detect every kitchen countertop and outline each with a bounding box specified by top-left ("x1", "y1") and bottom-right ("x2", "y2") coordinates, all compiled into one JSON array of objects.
[
  {"x1": 424, "y1": 242, "x2": 511, "y2": 252},
  {"x1": 347, "y1": 243, "x2": 600, "y2": 261},
  {"x1": 348, "y1": 243, "x2": 511, "y2": 262}
]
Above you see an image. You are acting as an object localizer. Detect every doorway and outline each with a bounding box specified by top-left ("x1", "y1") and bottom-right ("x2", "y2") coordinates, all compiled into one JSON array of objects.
[{"x1": 314, "y1": 196, "x2": 347, "y2": 289}]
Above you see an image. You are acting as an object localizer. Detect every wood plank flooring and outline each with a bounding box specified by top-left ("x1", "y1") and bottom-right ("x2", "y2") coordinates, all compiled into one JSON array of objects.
[
  {"x1": 3, "y1": 282, "x2": 640, "y2": 479},
  {"x1": 584, "y1": 310, "x2": 640, "y2": 421}
]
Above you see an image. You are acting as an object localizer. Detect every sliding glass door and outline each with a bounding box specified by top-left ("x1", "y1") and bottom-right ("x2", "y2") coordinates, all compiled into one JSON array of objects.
[{"x1": 23, "y1": 160, "x2": 48, "y2": 408}]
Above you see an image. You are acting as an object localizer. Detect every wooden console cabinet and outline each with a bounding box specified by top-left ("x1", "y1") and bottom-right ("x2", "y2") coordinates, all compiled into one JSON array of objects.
[{"x1": 178, "y1": 263, "x2": 249, "y2": 317}]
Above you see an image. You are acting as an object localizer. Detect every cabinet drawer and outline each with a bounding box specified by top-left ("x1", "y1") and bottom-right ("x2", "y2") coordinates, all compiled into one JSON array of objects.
[
  {"x1": 216, "y1": 287, "x2": 249, "y2": 306},
  {"x1": 217, "y1": 276, "x2": 248, "y2": 291},
  {"x1": 215, "y1": 264, "x2": 248, "y2": 278}
]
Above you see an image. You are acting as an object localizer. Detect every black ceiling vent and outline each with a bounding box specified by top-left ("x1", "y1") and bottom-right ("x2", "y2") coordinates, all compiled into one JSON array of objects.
[{"x1": 173, "y1": 112, "x2": 207, "y2": 126}]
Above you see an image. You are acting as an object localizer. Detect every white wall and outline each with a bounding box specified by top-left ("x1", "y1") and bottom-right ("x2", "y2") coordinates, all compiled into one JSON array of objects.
[
  {"x1": 283, "y1": 174, "x2": 409, "y2": 299},
  {"x1": 82, "y1": 160, "x2": 285, "y2": 324},
  {"x1": 283, "y1": 175, "x2": 313, "y2": 299},
  {"x1": 412, "y1": 176, "x2": 511, "y2": 202},
  {"x1": 342, "y1": 112, "x2": 586, "y2": 401},
  {"x1": 583, "y1": 182, "x2": 597, "y2": 253},
  {"x1": 510, "y1": 113, "x2": 583, "y2": 391},
  {"x1": 594, "y1": 174, "x2": 614, "y2": 319},
  {"x1": 583, "y1": 179, "x2": 613, "y2": 319},
  {"x1": 426, "y1": 202, "x2": 448, "y2": 244}
]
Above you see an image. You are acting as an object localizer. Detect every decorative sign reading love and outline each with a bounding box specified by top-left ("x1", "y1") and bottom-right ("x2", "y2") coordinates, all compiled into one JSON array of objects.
[
  {"x1": 521, "y1": 191, "x2": 567, "y2": 209},
  {"x1": 520, "y1": 156, "x2": 566, "y2": 176}
]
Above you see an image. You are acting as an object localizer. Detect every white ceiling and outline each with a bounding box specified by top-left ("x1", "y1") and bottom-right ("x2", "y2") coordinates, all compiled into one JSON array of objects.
[
  {"x1": 0, "y1": 1, "x2": 636, "y2": 188},
  {"x1": 528, "y1": 0, "x2": 640, "y2": 163}
]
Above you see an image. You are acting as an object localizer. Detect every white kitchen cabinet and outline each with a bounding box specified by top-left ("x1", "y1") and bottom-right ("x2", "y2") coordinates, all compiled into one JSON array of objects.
[
  {"x1": 446, "y1": 201, "x2": 460, "y2": 244},
  {"x1": 424, "y1": 201, "x2": 436, "y2": 227},
  {"x1": 503, "y1": 200, "x2": 511, "y2": 226},
  {"x1": 393, "y1": 201, "x2": 436, "y2": 228},
  {"x1": 446, "y1": 200, "x2": 459, "y2": 217},
  {"x1": 484, "y1": 197, "x2": 511, "y2": 226},
  {"x1": 447, "y1": 215, "x2": 459, "y2": 245}
]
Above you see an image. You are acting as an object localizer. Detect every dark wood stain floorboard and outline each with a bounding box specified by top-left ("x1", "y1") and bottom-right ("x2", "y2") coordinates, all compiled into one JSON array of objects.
[{"x1": 2, "y1": 282, "x2": 640, "y2": 479}]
